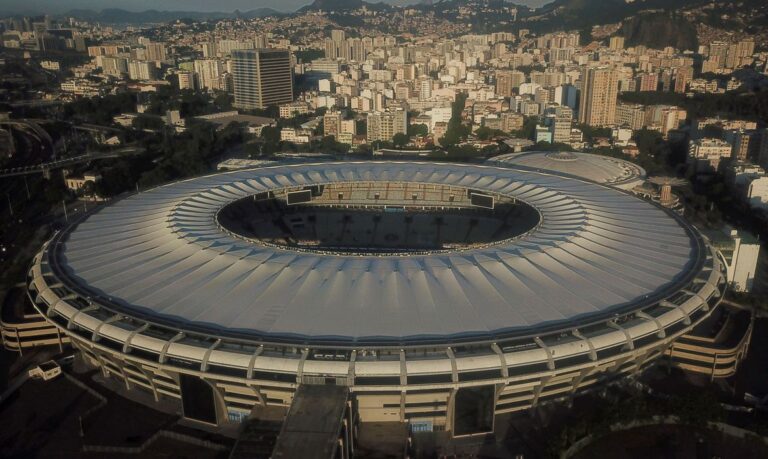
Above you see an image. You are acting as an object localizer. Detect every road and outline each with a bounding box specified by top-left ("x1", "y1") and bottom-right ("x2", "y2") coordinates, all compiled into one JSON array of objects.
[{"x1": 0, "y1": 146, "x2": 145, "y2": 178}]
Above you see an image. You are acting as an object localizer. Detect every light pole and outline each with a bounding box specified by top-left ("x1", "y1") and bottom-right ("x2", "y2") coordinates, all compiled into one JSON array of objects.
[
  {"x1": 6, "y1": 192, "x2": 12, "y2": 217},
  {"x1": 62, "y1": 200, "x2": 68, "y2": 222}
]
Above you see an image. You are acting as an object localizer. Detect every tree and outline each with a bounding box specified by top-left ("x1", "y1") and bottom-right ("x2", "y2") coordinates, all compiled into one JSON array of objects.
[
  {"x1": 82, "y1": 180, "x2": 95, "y2": 197},
  {"x1": 317, "y1": 136, "x2": 349, "y2": 154},
  {"x1": 260, "y1": 126, "x2": 281, "y2": 144},
  {"x1": 407, "y1": 124, "x2": 428, "y2": 137},
  {"x1": 213, "y1": 92, "x2": 233, "y2": 111},
  {"x1": 534, "y1": 141, "x2": 573, "y2": 152},
  {"x1": 432, "y1": 144, "x2": 483, "y2": 161},
  {"x1": 132, "y1": 115, "x2": 165, "y2": 131},
  {"x1": 509, "y1": 116, "x2": 537, "y2": 140},
  {"x1": 43, "y1": 176, "x2": 68, "y2": 204},
  {"x1": 578, "y1": 124, "x2": 612, "y2": 142},
  {"x1": 475, "y1": 126, "x2": 493, "y2": 140},
  {"x1": 440, "y1": 93, "x2": 471, "y2": 148},
  {"x1": 356, "y1": 119, "x2": 367, "y2": 137},
  {"x1": 475, "y1": 126, "x2": 506, "y2": 141},
  {"x1": 392, "y1": 133, "x2": 410, "y2": 148}
]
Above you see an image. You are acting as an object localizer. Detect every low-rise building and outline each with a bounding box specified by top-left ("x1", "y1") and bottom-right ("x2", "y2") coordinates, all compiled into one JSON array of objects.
[
  {"x1": 40, "y1": 60, "x2": 60, "y2": 71},
  {"x1": 688, "y1": 138, "x2": 733, "y2": 174},
  {"x1": 194, "y1": 111, "x2": 275, "y2": 135},
  {"x1": 65, "y1": 171, "x2": 101, "y2": 193},
  {"x1": 280, "y1": 101, "x2": 312, "y2": 119},
  {"x1": 281, "y1": 128, "x2": 313, "y2": 144},
  {"x1": 747, "y1": 176, "x2": 768, "y2": 210},
  {"x1": 703, "y1": 227, "x2": 761, "y2": 292}
]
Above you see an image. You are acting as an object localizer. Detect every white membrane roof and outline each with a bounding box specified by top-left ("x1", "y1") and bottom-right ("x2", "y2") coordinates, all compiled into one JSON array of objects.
[
  {"x1": 57, "y1": 162, "x2": 697, "y2": 344},
  {"x1": 488, "y1": 151, "x2": 646, "y2": 189}
]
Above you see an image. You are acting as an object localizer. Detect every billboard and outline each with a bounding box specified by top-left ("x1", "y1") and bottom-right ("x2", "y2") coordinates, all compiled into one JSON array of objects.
[
  {"x1": 470, "y1": 192, "x2": 494, "y2": 209},
  {"x1": 286, "y1": 189, "x2": 313, "y2": 205}
]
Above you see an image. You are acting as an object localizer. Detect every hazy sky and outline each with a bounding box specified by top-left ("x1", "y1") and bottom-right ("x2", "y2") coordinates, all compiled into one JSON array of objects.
[{"x1": 0, "y1": 0, "x2": 553, "y2": 15}]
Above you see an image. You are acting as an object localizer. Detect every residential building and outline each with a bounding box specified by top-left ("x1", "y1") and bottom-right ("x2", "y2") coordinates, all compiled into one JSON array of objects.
[
  {"x1": 128, "y1": 60, "x2": 156, "y2": 81},
  {"x1": 704, "y1": 227, "x2": 761, "y2": 292},
  {"x1": 748, "y1": 176, "x2": 768, "y2": 210},
  {"x1": 323, "y1": 111, "x2": 342, "y2": 138},
  {"x1": 616, "y1": 102, "x2": 646, "y2": 130},
  {"x1": 194, "y1": 59, "x2": 224, "y2": 91},
  {"x1": 279, "y1": 101, "x2": 312, "y2": 118},
  {"x1": 688, "y1": 138, "x2": 733, "y2": 174},
  {"x1": 609, "y1": 36, "x2": 625, "y2": 51},
  {"x1": 177, "y1": 71, "x2": 195, "y2": 90},
  {"x1": 578, "y1": 66, "x2": 619, "y2": 127},
  {"x1": 367, "y1": 109, "x2": 408, "y2": 143},
  {"x1": 731, "y1": 130, "x2": 759, "y2": 162},
  {"x1": 280, "y1": 128, "x2": 312, "y2": 144},
  {"x1": 495, "y1": 70, "x2": 525, "y2": 97},
  {"x1": 144, "y1": 42, "x2": 167, "y2": 61}
]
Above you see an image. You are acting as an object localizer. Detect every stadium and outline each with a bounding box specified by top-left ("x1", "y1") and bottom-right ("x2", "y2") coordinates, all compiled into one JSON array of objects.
[{"x1": 27, "y1": 161, "x2": 726, "y2": 437}]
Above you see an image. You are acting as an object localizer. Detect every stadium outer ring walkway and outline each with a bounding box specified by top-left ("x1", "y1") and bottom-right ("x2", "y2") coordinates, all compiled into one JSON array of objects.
[{"x1": 27, "y1": 161, "x2": 726, "y2": 432}]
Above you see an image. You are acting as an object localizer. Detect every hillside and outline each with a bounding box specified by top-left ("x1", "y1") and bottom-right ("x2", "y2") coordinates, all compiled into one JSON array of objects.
[
  {"x1": 621, "y1": 13, "x2": 698, "y2": 51},
  {"x1": 521, "y1": 0, "x2": 710, "y2": 33},
  {"x1": 298, "y1": 0, "x2": 391, "y2": 13},
  {"x1": 63, "y1": 8, "x2": 280, "y2": 24}
]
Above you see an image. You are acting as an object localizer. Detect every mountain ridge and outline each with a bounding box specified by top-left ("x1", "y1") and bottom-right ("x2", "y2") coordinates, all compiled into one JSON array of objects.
[{"x1": 58, "y1": 7, "x2": 282, "y2": 24}]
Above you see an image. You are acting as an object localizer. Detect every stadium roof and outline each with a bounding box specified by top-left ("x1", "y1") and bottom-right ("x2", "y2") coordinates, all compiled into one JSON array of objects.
[
  {"x1": 487, "y1": 151, "x2": 646, "y2": 189},
  {"x1": 56, "y1": 162, "x2": 698, "y2": 345}
]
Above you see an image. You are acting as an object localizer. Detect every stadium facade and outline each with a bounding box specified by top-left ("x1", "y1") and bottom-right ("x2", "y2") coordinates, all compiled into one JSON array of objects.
[{"x1": 27, "y1": 162, "x2": 726, "y2": 435}]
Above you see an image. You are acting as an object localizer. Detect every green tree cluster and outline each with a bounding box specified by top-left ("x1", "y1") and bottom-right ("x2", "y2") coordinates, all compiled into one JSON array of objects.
[
  {"x1": 136, "y1": 120, "x2": 244, "y2": 189},
  {"x1": 62, "y1": 93, "x2": 136, "y2": 125},
  {"x1": 619, "y1": 90, "x2": 768, "y2": 124},
  {"x1": 439, "y1": 93, "x2": 471, "y2": 147}
]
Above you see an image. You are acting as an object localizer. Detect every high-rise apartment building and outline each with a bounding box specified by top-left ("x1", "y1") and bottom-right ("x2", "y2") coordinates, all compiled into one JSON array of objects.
[
  {"x1": 218, "y1": 39, "x2": 254, "y2": 56},
  {"x1": 645, "y1": 105, "x2": 686, "y2": 138},
  {"x1": 194, "y1": 59, "x2": 224, "y2": 91},
  {"x1": 331, "y1": 29, "x2": 346, "y2": 43},
  {"x1": 323, "y1": 111, "x2": 342, "y2": 138},
  {"x1": 495, "y1": 70, "x2": 525, "y2": 97},
  {"x1": 128, "y1": 60, "x2": 156, "y2": 81},
  {"x1": 419, "y1": 76, "x2": 432, "y2": 101},
  {"x1": 233, "y1": 49, "x2": 293, "y2": 110},
  {"x1": 759, "y1": 128, "x2": 768, "y2": 170},
  {"x1": 100, "y1": 56, "x2": 128, "y2": 76},
  {"x1": 732, "y1": 130, "x2": 759, "y2": 162},
  {"x1": 177, "y1": 71, "x2": 196, "y2": 90},
  {"x1": 554, "y1": 84, "x2": 579, "y2": 109},
  {"x1": 501, "y1": 112, "x2": 524, "y2": 133},
  {"x1": 548, "y1": 106, "x2": 573, "y2": 144},
  {"x1": 616, "y1": 102, "x2": 646, "y2": 130},
  {"x1": 200, "y1": 42, "x2": 216, "y2": 58},
  {"x1": 609, "y1": 36, "x2": 625, "y2": 50},
  {"x1": 578, "y1": 66, "x2": 619, "y2": 127},
  {"x1": 674, "y1": 66, "x2": 693, "y2": 93},
  {"x1": 144, "y1": 42, "x2": 167, "y2": 61},
  {"x1": 367, "y1": 109, "x2": 407, "y2": 143},
  {"x1": 708, "y1": 41, "x2": 729, "y2": 68},
  {"x1": 636, "y1": 72, "x2": 659, "y2": 92}
]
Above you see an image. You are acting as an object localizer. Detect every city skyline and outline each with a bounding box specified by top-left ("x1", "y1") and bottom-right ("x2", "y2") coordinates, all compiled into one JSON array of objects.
[
  {"x1": 0, "y1": 0, "x2": 553, "y2": 15},
  {"x1": 0, "y1": 0, "x2": 766, "y2": 457}
]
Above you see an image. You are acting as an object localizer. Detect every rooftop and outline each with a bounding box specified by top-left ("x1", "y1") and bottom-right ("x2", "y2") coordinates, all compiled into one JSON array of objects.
[
  {"x1": 53, "y1": 162, "x2": 699, "y2": 345},
  {"x1": 487, "y1": 151, "x2": 646, "y2": 189}
]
